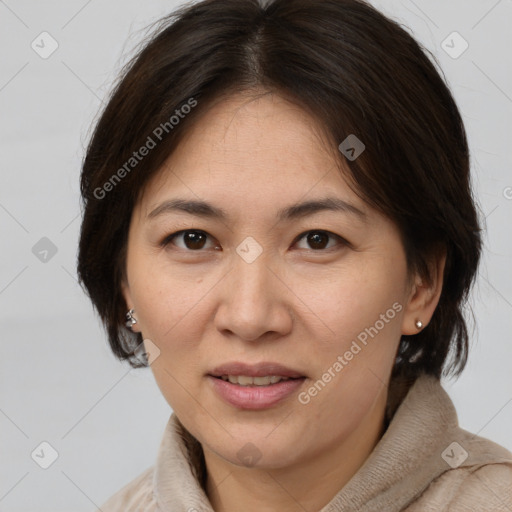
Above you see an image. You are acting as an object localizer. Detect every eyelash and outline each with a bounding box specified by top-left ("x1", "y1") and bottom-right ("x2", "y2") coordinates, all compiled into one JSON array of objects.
[{"x1": 160, "y1": 229, "x2": 349, "y2": 252}]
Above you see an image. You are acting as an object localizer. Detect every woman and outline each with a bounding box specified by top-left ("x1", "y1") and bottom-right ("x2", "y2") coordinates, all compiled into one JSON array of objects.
[{"x1": 77, "y1": 0, "x2": 512, "y2": 510}]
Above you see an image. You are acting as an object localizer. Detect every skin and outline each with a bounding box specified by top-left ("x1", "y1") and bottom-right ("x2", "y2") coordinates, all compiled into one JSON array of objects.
[{"x1": 122, "y1": 90, "x2": 445, "y2": 512}]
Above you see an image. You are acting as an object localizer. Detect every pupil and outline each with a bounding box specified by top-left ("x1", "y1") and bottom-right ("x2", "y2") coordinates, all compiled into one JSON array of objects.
[
  {"x1": 185, "y1": 231, "x2": 206, "y2": 250},
  {"x1": 308, "y1": 232, "x2": 328, "y2": 250}
]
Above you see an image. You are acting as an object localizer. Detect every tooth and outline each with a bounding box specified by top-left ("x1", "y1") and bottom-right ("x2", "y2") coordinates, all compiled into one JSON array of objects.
[
  {"x1": 253, "y1": 376, "x2": 271, "y2": 385},
  {"x1": 237, "y1": 375, "x2": 254, "y2": 386},
  {"x1": 220, "y1": 375, "x2": 292, "y2": 386}
]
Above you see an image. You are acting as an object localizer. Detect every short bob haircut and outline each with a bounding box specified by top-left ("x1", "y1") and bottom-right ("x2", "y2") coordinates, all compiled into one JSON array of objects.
[{"x1": 77, "y1": 0, "x2": 482, "y2": 381}]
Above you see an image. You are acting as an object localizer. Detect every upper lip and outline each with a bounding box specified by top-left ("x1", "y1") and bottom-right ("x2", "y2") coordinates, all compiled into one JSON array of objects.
[{"x1": 208, "y1": 362, "x2": 305, "y2": 379}]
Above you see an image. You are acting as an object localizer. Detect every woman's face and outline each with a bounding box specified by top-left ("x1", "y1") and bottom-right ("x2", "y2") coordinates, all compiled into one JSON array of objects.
[{"x1": 123, "y1": 92, "x2": 423, "y2": 470}]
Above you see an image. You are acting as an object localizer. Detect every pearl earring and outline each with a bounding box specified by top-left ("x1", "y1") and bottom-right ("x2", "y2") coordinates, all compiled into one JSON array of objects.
[{"x1": 415, "y1": 319, "x2": 423, "y2": 330}]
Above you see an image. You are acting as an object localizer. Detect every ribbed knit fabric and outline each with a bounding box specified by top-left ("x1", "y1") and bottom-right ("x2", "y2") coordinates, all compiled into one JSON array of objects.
[{"x1": 96, "y1": 375, "x2": 512, "y2": 511}]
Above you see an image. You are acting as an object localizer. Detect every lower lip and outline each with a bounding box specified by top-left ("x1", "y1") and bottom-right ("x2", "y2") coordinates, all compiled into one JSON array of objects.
[{"x1": 207, "y1": 376, "x2": 306, "y2": 410}]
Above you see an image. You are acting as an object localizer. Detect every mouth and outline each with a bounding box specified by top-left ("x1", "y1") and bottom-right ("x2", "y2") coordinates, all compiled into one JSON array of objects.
[
  {"x1": 208, "y1": 361, "x2": 306, "y2": 381},
  {"x1": 207, "y1": 361, "x2": 307, "y2": 409},
  {"x1": 214, "y1": 375, "x2": 300, "y2": 386}
]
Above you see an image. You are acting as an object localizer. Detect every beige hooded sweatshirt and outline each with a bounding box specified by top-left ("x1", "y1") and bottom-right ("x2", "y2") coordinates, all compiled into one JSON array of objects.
[{"x1": 96, "y1": 374, "x2": 512, "y2": 511}]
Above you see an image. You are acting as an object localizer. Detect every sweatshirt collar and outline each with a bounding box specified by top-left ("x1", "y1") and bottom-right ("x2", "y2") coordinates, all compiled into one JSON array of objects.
[{"x1": 151, "y1": 374, "x2": 492, "y2": 511}]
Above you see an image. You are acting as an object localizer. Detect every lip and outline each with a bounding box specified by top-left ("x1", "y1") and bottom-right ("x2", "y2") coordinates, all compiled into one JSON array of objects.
[
  {"x1": 207, "y1": 361, "x2": 307, "y2": 410},
  {"x1": 207, "y1": 375, "x2": 306, "y2": 410},
  {"x1": 208, "y1": 361, "x2": 305, "y2": 379}
]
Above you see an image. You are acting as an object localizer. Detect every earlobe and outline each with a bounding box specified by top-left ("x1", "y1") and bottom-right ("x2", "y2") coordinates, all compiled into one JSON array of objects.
[
  {"x1": 401, "y1": 251, "x2": 446, "y2": 335},
  {"x1": 121, "y1": 280, "x2": 132, "y2": 306}
]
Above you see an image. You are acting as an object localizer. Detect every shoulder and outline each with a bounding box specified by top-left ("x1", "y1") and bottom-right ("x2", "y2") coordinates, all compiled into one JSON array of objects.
[
  {"x1": 406, "y1": 438, "x2": 512, "y2": 512},
  {"x1": 411, "y1": 462, "x2": 512, "y2": 511},
  {"x1": 445, "y1": 430, "x2": 512, "y2": 510},
  {"x1": 406, "y1": 426, "x2": 512, "y2": 512},
  {"x1": 95, "y1": 465, "x2": 156, "y2": 512},
  {"x1": 448, "y1": 463, "x2": 512, "y2": 509}
]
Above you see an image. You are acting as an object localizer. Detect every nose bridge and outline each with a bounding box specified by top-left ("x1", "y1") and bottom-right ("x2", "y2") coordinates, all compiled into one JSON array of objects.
[
  {"x1": 214, "y1": 245, "x2": 292, "y2": 341},
  {"x1": 230, "y1": 247, "x2": 274, "y2": 307}
]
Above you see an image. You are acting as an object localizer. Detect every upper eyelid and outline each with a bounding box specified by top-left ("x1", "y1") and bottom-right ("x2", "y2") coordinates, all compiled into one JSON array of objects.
[{"x1": 161, "y1": 229, "x2": 213, "y2": 245}]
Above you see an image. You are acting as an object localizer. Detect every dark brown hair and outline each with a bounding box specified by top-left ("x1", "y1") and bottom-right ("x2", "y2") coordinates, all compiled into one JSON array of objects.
[{"x1": 77, "y1": 0, "x2": 482, "y2": 380}]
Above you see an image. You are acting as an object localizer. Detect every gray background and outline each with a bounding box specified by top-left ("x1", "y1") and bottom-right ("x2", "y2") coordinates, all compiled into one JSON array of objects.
[{"x1": 0, "y1": 0, "x2": 511, "y2": 510}]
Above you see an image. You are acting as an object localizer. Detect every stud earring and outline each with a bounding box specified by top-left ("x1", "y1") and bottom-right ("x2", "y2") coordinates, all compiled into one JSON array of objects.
[
  {"x1": 126, "y1": 309, "x2": 137, "y2": 329},
  {"x1": 415, "y1": 319, "x2": 423, "y2": 330}
]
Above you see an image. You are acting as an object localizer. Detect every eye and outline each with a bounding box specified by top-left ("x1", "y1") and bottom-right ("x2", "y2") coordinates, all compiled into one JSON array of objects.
[
  {"x1": 293, "y1": 230, "x2": 346, "y2": 251},
  {"x1": 161, "y1": 230, "x2": 219, "y2": 251}
]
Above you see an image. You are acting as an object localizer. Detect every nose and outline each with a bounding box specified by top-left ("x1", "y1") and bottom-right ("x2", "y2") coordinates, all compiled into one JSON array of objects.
[{"x1": 214, "y1": 252, "x2": 293, "y2": 342}]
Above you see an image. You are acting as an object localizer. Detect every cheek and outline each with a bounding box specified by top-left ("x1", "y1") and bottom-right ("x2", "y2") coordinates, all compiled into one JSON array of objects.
[
  {"x1": 292, "y1": 259, "x2": 406, "y2": 395},
  {"x1": 136, "y1": 268, "x2": 211, "y2": 410},
  {"x1": 295, "y1": 259, "x2": 406, "y2": 339},
  {"x1": 130, "y1": 252, "x2": 213, "y2": 341}
]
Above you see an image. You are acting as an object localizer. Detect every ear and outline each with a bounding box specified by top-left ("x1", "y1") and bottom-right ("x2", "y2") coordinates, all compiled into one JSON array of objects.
[
  {"x1": 401, "y1": 249, "x2": 446, "y2": 335},
  {"x1": 121, "y1": 278, "x2": 141, "y2": 333}
]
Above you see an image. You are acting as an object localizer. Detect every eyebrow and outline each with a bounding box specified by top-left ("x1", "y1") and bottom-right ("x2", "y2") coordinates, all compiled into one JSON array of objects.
[{"x1": 147, "y1": 197, "x2": 367, "y2": 222}]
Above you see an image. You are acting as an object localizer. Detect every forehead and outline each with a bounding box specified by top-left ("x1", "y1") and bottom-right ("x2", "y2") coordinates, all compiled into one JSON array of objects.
[{"x1": 138, "y1": 91, "x2": 358, "y2": 215}]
